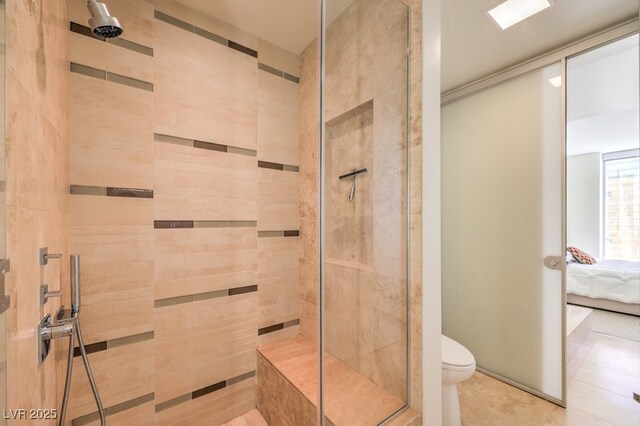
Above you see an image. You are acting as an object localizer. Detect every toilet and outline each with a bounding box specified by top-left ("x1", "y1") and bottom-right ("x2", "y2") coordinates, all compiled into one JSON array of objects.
[{"x1": 442, "y1": 335, "x2": 476, "y2": 426}]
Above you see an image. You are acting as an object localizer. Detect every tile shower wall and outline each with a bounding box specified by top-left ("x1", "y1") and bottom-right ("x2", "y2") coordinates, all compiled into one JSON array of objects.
[
  {"x1": 5, "y1": 0, "x2": 70, "y2": 422},
  {"x1": 67, "y1": 0, "x2": 300, "y2": 424},
  {"x1": 298, "y1": 0, "x2": 423, "y2": 413}
]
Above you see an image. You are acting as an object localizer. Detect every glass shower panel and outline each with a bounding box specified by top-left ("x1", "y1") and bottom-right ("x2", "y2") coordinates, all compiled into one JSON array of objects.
[
  {"x1": 441, "y1": 62, "x2": 564, "y2": 402},
  {"x1": 321, "y1": 0, "x2": 410, "y2": 423}
]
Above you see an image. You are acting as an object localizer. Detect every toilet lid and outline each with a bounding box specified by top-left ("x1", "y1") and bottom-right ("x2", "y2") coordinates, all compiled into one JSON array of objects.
[{"x1": 442, "y1": 335, "x2": 475, "y2": 367}]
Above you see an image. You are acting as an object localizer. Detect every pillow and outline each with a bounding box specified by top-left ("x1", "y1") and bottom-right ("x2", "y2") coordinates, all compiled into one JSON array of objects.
[{"x1": 567, "y1": 246, "x2": 597, "y2": 265}]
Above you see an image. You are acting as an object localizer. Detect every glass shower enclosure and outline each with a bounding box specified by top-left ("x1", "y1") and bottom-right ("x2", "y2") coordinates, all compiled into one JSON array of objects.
[{"x1": 319, "y1": 0, "x2": 411, "y2": 423}]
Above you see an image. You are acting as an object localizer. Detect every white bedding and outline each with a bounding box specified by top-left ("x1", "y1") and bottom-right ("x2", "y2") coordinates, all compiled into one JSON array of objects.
[{"x1": 567, "y1": 259, "x2": 640, "y2": 304}]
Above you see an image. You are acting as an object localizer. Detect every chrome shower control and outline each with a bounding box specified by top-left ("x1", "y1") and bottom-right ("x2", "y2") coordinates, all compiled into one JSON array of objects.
[
  {"x1": 40, "y1": 247, "x2": 63, "y2": 266},
  {"x1": 38, "y1": 313, "x2": 73, "y2": 365},
  {"x1": 40, "y1": 284, "x2": 62, "y2": 305}
]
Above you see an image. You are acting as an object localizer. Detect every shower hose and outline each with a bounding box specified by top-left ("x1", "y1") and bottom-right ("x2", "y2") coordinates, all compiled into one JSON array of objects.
[{"x1": 59, "y1": 315, "x2": 106, "y2": 426}]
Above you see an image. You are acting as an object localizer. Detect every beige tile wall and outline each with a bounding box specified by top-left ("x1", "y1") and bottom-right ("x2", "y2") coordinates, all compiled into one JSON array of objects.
[
  {"x1": 4, "y1": 0, "x2": 70, "y2": 424},
  {"x1": 297, "y1": 0, "x2": 423, "y2": 414},
  {"x1": 67, "y1": 0, "x2": 300, "y2": 424}
]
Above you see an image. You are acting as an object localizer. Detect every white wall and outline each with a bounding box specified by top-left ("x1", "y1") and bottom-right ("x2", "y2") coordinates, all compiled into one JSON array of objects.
[{"x1": 567, "y1": 153, "x2": 602, "y2": 258}]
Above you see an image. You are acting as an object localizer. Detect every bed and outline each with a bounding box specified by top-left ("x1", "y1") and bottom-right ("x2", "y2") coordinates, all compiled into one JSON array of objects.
[{"x1": 566, "y1": 259, "x2": 640, "y2": 316}]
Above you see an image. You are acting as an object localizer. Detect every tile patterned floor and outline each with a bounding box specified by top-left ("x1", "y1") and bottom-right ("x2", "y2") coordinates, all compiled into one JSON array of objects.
[{"x1": 459, "y1": 332, "x2": 640, "y2": 426}]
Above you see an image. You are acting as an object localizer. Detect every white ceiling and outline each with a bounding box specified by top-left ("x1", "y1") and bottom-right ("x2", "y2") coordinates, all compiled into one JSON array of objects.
[
  {"x1": 567, "y1": 34, "x2": 639, "y2": 156},
  {"x1": 442, "y1": 0, "x2": 639, "y2": 92},
  {"x1": 174, "y1": 0, "x2": 638, "y2": 95},
  {"x1": 174, "y1": 0, "x2": 355, "y2": 54}
]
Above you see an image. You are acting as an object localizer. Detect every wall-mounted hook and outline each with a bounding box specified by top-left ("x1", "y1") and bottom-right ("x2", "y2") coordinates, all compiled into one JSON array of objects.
[
  {"x1": 40, "y1": 284, "x2": 62, "y2": 306},
  {"x1": 40, "y1": 247, "x2": 62, "y2": 266}
]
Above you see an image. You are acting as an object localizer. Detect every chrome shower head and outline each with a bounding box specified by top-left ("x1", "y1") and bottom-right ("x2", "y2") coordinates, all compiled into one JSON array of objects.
[{"x1": 87, "y1": 0, "x2": 123, "y2": 39}]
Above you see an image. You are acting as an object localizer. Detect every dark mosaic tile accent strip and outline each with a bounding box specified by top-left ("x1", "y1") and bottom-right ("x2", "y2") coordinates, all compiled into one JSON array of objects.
[
  {"x1": 228, "y1": 285, "x2": 258, "y2": 296},
  {"x1": 155, "y1": 285, "x2": 257, "y2": 308},
  {"x1": 154, "y1": 220, "x2": 194, "y2": 229},
  {"x1": 70, "y1": 185, "x2": 153, "y2": 199},
  {"x1": 70, "y1": 62, "x2": 105, "y2": 79},
  {"x1": 70, "y1": 22, "x2": 154, "y2": 56},
  {"x1": 193, "y1": 26, "x2": 228, "y2": 46},
  {"x1": 191, "y1": 381, "x2": 226, "y2": 399},
  {"x1": 258, "y1": 62, "x2": 283, "y2": 78},
  {"x1": 106, "y1": 187, "x2": 154, "y2": 198},
  {"x1": 106, "y1": 72, "x2": 154, "y2": 91},
  {"x1": 154, "y1": 220, "x2": 257, "y2": 229},
  {"x1": 283, "y1": 72, "x2": 300, "y2": 84},
  {"x1": 70, "y1": 21, "x2": 102, "y2": 40},
  {"x1": 228, "y1": 40, "x2": 258, "y2": 58},
  {"x1": 73, "y1": 341, "x2": 107, "y2": 357},
  {"x1": 73, "y1": 331, "x2": 154, "y2": 358},
  {"x1": 154, "y1": 133, "x2": 257, "y2": 157},
  {"x1": 72, "y1": 393, "x2": 155, "y2": 425},
  {"x1": 155, "y1": 371, "x2": 256, "y2": 412},
  {"x1": 108, "y1": 37, "x2": 154, "y2": 56},
  {"x1": 194, "y1": 140, "x2": 227, "y2": 153},
  {"x1": 257, "y1": 62, "x2": 300, "y2": 84},
  {"x1": 258, "y1": 160, "x2": 299, "y2": 173},
  {"x1": 258, "y1": 160, "x2": 283, "y2": 171},
  {"x1": 70, "y1": 62, "x2": 154, "y2": 91},
  {"x1": 154, "y1": 10, "x2": 258, "y2": 59},
  {"x1": 258, "y1": 318, "x2": 300, "y2": 336},
  {"x1": 257, "y1": 230, "x2": 300, "y2": 238}
]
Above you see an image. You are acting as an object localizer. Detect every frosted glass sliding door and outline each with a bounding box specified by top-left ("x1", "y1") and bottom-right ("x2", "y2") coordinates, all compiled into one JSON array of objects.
[{"x1": 442, "y1": 62, "x2": 564, "y2": 402}]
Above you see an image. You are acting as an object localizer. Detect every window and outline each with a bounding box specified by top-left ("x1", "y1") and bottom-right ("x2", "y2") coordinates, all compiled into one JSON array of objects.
[{"x1": 603, "y1": 149, "x2": 640, "y2": 261}]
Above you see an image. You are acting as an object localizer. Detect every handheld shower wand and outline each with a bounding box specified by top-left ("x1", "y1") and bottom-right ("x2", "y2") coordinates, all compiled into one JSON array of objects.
[{"x1": 59, "y1": 255, "x2": 106, "y2": 426}]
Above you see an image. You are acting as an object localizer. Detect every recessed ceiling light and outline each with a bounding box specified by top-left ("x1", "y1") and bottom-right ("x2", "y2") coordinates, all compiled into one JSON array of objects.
[
  {"x1": 548, "y1": 75, "x2": 562, "y2": 87},
  {"x1": 487, "y1": 0, "x2": 553, "y2": 30}
]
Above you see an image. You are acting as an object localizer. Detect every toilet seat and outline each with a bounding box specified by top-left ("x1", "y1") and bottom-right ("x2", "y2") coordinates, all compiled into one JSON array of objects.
[{"x1": 442, "y1": 335, "x2": 475, "y2": 369}]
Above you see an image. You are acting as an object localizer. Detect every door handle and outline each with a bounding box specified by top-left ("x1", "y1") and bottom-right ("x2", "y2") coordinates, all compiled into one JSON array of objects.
[{"x1": 544, "y1": 256, "x2": 563, "y2": 270}]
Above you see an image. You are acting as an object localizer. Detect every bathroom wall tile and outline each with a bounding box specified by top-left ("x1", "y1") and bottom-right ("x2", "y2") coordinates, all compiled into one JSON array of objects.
[
  {"x1": 155, "y1": 377, "x2": 256, "y2": 426},
  {"x1": 258, "y1": 168, "x2": 299, "y2": 231},
  {"x1": 299, "y1": 300, "x2": 317, "y2": 342},
  {"x1": 258, "y1": 71, "x2": 299, "y2": 166},
  {"x1": 154, "y1": 293, "x2": 257, "y2": 404},
  {"x1": 68, "y1": 0, "x2": 154, "y2": 48},
  {"x1": 258, "y1": 237, "x2": 299, "y2": 328},
  {"x1": 153, "y1": 141, "x2": 257, "y2": 221},
  {"x1": 154, "y1": 227, "x2": 257, "y2": 300},
  {"x1": 70, "y1": 73, "x2": 153, "y2": 189},
  {"x1": 154, "y1": 19, "x2": 258, "y2": 151},
  {"x1": 68, "y1": 340, "x2": 154, "y2": 420},
  {"x1": 298, "y1": 41, "x2": 319, "y2": 135},
  {"x1": 5, "y1": 0, "x2": 70, "y2": 416},
  {"x1": 83, "y1": 401, "x2": 155, "y2": 426},
  {"x1": 6, "y1": 81, "x2": 69, "y2": 212},
  {"x1": 154, "y1": 0, "x2": 258, "y2": 53},
  {"x1": 258, "y1": 39, "x2": 300, "y2": 77},
  {"x1": 257, "y1": 324, "x2": 301, "y2": 346},
  {"x1": 70, "y1": 32, "x2": 154, "y2": 83},
  {"x1": 7, "y1": 0, "x2": 70, "y2": 138},
  {"x1": 70, "y1": 196, "x2": 154, "y2": 344}
]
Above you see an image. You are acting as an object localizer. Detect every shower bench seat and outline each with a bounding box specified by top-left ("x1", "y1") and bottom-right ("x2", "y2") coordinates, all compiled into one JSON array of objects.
[{"x1": 256, "y1": 335, "x2": 419, "y2": 425}]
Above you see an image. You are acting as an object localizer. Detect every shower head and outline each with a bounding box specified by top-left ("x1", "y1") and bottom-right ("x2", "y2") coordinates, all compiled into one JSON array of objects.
[{"x1": 87, "y1": 0, "x2": 123, "y2": 39}]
